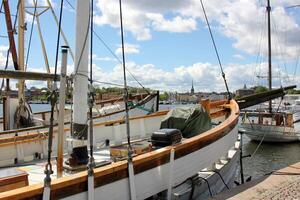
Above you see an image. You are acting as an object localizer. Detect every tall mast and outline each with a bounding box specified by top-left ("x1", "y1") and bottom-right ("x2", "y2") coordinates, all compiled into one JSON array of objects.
[
  {"x1": 68, "y1": 0, "x2": 90, "y2": 166},
  {"x1": 18, "y1": 0, "x2": 25, "y2": 101},
  {"x1": 267, "y1": 0, "x2": 272, "y2": 113}
]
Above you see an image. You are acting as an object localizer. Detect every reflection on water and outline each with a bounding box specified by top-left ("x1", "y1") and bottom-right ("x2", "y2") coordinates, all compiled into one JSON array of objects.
[{"x1": 242, "y1": 135, "x2": 300, "y2": 179}]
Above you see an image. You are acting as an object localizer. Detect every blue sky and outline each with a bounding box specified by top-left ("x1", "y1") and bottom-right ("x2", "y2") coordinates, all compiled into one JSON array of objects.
[{"x1": 0, "y1": 0, "x2": 300, "y2": 93}]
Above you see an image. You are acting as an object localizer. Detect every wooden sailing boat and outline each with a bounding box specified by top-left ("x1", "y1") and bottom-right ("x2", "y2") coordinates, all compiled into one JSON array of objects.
[
  {"x1": 0, "y1": 1, "x2": 241, "y2": 199},
  {"x1": 239, "y1": 0, "x2": 300, "y2": 142},
  {"x1": 0, "y1": 0, "x2": 159, "y2": 132}
]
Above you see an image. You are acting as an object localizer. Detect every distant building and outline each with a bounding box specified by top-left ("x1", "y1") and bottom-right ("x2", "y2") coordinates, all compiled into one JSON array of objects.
[
  {"x1": 191, "y1": 80, "x2": 194, "y2": 95},
  {"x1": 236, "y1": 84, "x2": 254, "y2": 97}
]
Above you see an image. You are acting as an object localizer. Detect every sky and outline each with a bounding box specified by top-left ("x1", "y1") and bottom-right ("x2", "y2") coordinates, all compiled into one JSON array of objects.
[{"x1": 0, "y1": 0, "x2": 300, "y2": 93}]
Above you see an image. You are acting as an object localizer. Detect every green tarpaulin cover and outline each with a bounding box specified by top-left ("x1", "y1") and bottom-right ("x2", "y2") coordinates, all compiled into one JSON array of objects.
[{"x1": 160, "y1": 105, "x2": 211, "y2": 138}]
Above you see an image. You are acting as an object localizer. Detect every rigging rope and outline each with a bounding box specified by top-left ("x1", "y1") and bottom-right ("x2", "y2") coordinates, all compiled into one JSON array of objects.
[
  {"x1": 253, "y1": 10, "x2": 267, "y2": 87},
  {"x1": 43, "y1": 0, "x2": 64, "y2": 199},
  {"x1": 118, "y1": 0, "x2": 136, "y2": 199},
  {"x1": 119, "y1": 0, "x2": 132, "y2": 153},
  {"x1": 25, "y1": 0, "x2": 38, "y2": 71},
  {"x1": 199, "y1": 0, "x2": 231, "y2": 100},
  {"x1": 64, "y1": 0, "x2": 149, "y2": 93},
  {"x1": 88, "y1": 0, "x2": 95, "y2": 199},
  {"x1": 271, "y1": 12, "x2": 289, "y2": 84}
]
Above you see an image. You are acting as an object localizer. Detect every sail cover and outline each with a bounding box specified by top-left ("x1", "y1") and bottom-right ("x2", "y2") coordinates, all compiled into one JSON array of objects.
[{"x1": 160, "y1": 105, "x2": 211, "y2": 138}]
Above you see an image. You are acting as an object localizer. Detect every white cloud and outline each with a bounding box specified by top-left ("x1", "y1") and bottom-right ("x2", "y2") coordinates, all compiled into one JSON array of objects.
[
  {"x1": 233, "y1": 54, "x2": 245, "y2": 60},
  {"x1": 91, "y1": 54, "x2": 117, "y2": 62},
  {"x1": 26, "y1": 0, "x2": 55, "y2": 7},
  {"x1": 0, "y1": 45, "x2": 14, "y2": 69},
  {"x1": 90, "y1": 61, "x2": 299, "y2": 93},
  {"x1": 94, "y1": 0, "x2": 300, "y2": 60},
  {"x1": 115, "y1": 43, "x2": 140, "y2": 55},
  {"x1": 20, "y1": 58, "x2": 299, "y2": 93},
  {"x1": 94, "y1": 0, "x2": 199, "y2": 40},
  {"x1": 147, "y1": 14, "x2": 197, "y2": 33}
]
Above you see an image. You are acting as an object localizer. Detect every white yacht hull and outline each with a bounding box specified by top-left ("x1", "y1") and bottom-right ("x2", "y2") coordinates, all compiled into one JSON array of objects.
[
  {"x1": 62, "y1": 126, "x2": 239, "y2": 200},
  {"x1": 172, "y1": 141, "x2": 240, "y2": 200},
  {"x1": 240, "y1": 124, "x2": 300, "y2": 142}
]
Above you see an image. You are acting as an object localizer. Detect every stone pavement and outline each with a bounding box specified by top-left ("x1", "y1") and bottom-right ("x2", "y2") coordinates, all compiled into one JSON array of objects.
[{"x1": 212, "y1": 162, "x2": 300, "y2": 200}]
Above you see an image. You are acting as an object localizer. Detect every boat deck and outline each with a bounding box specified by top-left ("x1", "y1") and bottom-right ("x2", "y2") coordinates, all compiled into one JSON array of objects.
[
  {"x1": 213, "y1": 162, "x2": 300, "y2": 199},
  {"x1": 2, "y1": 149, "x2": 112, "y2": 186}
]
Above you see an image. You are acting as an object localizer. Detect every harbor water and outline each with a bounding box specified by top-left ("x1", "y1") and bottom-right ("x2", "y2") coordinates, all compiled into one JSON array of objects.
[{"x1": 241, "y1": 134, "x2": 300, "y2": 179}]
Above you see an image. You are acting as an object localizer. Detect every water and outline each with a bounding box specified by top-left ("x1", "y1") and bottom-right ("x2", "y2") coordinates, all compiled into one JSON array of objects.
[
  {"x1": 242, "y1": 135, "x2": 300, "y2": 179},
  {"x1": 0, "y1": 104, "x2": 51, "y2": 117}
]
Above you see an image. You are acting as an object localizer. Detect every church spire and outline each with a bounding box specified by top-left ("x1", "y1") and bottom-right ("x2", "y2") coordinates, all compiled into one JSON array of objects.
[{"x1": 191, "y1": 80, "x2": 194, "y2": 94}]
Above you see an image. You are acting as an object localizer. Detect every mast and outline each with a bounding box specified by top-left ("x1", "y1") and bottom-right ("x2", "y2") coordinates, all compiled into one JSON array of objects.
[
  {"x1": 3, "y1": 0, "x2": 19, "y2": 70},
  {"x1": 18, "y1": 0, "x2": 25, "y2": 102},
  {"x1": 68, "y1": 0, "x2": 90, "y2": 166},
  {"x1": 267, "y1": 0, "x2": 272, "y2": 113}
]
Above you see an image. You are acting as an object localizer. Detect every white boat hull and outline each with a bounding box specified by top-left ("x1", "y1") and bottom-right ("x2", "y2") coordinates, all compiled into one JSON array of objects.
[
  {"x1": 172, "y1": 142, "x2": 240, "y2": 200},
  {"x1": 0, "y1": 100, "x2": 240, "y2": 200},
  {"x1": 62, "y1": 126, "x2": 239, "y2": 200},
  {"x1": 240, "y1": 124, "x2": 300, "y2": 142}
]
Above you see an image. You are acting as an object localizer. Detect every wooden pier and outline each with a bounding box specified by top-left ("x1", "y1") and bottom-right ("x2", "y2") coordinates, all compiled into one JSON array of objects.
[{"x1": 213, "y1": 162, "x2": 300, "y2": 199}]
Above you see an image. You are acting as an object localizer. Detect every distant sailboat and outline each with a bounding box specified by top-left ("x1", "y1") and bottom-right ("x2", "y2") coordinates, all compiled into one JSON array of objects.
[{"x1": 239, "y1": 0, "x2": 300, "y2": 142}]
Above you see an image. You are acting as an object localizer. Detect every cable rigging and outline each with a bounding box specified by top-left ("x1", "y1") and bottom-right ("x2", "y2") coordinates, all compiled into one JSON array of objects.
[
  {"x1": 270, "y1": 12, "x2": 289, "y2": 85},
  {"x1": 42, "y1": 0, "x2": 64, "y2": 199},
  {"x1": 253, "y1": 10, "x2": 267, "y2": 87},
  {"x1": 65, "y1": 0, "x2": 149, "y2": 93},
  {"x1": 25, "y1": 0, "x2": 38, "y2": 71},
  {"x1": 199, "y1": 0, "x2": 231, "y2": 100},
  {"x1": 87, "y1": 1, "x2": 95, "y2": 199},
  {"x1": 118, "y1": 0, "x2": 136, "y2": 199}
]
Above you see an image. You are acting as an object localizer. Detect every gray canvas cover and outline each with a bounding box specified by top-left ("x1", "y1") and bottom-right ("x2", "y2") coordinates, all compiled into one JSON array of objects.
[{"x1": 160, "y1": 105, "x2": 211, "y2": 138}]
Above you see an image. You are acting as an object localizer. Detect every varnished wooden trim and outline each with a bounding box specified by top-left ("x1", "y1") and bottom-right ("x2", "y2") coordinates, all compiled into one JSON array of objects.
[
  {"x1": 210, "y1": 109, "x2": 228, "y2": 119},
  {"x1": 210, "y1": 99, "x2": 228, "y2": 109}
]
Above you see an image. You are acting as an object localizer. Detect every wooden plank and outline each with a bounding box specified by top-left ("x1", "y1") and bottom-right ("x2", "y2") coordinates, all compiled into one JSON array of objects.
[
  {"x1": 210, "y1": 99, "x2": 228, "y2": 109},
  {"x1": 0, "y1": 70, "x2": 60, "y2": 81},
  {"x1": 210, "y1": 109, "x2": 228, "y2": 119},
  {"x1": 0, "y1": 168, "x2": 28, "y2": 193}
]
